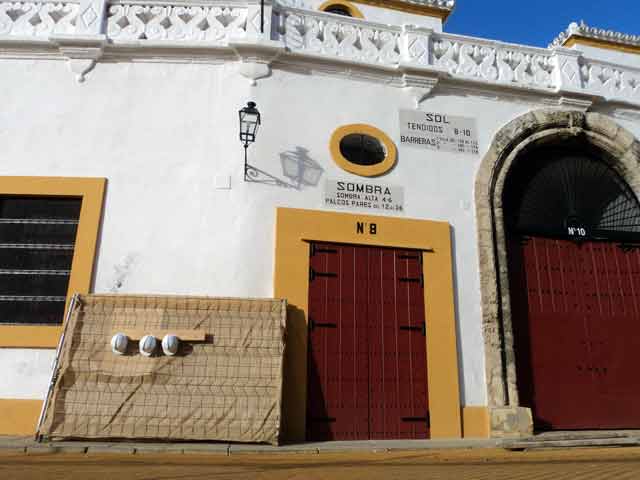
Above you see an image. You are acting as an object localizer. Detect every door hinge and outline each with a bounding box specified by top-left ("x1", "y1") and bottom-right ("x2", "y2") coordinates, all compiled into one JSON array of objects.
[
  {"x1": 309, "y1": 267, "x2": 338, "y2": 282},
  {"x1": 399, "y1": 254, "x2": 421, "y2": 262},
  {"x1": 618, "y1": 243, "x2": 640, "y2": 252},
  {"x1": 401, "y1": 413, "x2": 430, "y2": 427},
  {"x1": 399, "y1": 274, "x2": 424, "y2": 287},
  {"x1": 519, "y1": 236, "x2": 531, "y2": 246},
  {"x1": 310, "y1": 244, "x2": 338, "y2": 257},
  {"x1": 309, "y1": 417, "x2": 336, "y2": 423},
  {"x1": 309, "y1": 318, "x2": 338, "y2": 331},
  {"x1": 399, "y1": 322, "x2": 426, "y2": 336}
]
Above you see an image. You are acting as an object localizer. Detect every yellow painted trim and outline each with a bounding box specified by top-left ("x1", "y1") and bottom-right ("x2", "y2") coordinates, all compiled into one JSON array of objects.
[
  {"x1": 0, "y1": 326, "x2": 63, "y2": 348},
  {"x1": 352, "y1": 0, "x2": 451, "y2": 20},
  {"x1": 330, "y1": 124, "x2": 397, "y2": 177},
  {"x1": 0, "y1": 399, "x2": 43, "y2": 435},
  {"x1": 462, "y1": 406, "x2": 490, "y2": 438},
  {"x1": 319, "y1": 0, "x2": 364, "y2": 19},
  {"x1": 274, "y1": 207, "x2": 461, "y2": 442},
  {"x1": 563, "y1": 36, "x2": 640, "y2": 55},
  {"x1": 0, "y1": 177, "x2": 106, "y2": 348}
]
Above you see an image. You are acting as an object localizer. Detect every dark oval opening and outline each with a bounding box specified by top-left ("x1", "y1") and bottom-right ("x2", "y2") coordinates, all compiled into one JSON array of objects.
[
  {"x1": 324, "y1": 5, "x2": 352, "y2": 16},
  {"x1": 339, "y1": 133, "x2": 386, "y2": 166}
]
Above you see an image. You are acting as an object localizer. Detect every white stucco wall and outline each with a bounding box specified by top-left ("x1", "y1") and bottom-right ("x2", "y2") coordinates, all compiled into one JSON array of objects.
[
  {"x1": 0, "y1": 5, "x2": 639, "y2": 411},
  {"x1": 0, "y1": 55, "x2": 554, "y2": 408}
]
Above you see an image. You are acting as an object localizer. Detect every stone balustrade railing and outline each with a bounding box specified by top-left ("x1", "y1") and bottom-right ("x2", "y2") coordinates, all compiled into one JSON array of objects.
[
  {"x1": 106, "y1": 0, "x2": 266, "y2": 42},
  {"x1": 0, "y1": 0, "x2": 638, "y2": 106},
  {"x1": 579, "y1": 58, "x2": 640, "y2": 104},
  {"x1": 429, "y1": 33, "x2": 556, "y2": 90},
  {"x1": 277, "y1": 6, "x2": 401, "y2": 66},
  {"x1": 0, "y1": 0, "x2": 80, "y2": 37}
]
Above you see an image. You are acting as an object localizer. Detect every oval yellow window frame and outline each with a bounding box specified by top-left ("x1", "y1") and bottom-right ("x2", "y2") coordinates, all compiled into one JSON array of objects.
[
  {"x1": 330, "y1": 124, "x2": 398, "y2": 177},
  {"x1": 319, "y1": 0, "x2": 364, "y2": 18}
]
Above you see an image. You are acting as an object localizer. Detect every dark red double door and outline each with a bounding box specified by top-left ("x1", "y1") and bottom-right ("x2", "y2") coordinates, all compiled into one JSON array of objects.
[
  {"x1": 510, "y1": 236, "x2": 640, "y2": 429},
  {"x1": 306, "y1": 242, "x2": 429, "y2": 440}
]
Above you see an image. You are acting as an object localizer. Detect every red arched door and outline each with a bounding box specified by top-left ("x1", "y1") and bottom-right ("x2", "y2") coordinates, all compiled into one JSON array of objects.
[{"x1": 506, "y1": 147, "x2": 640, "y2": 430}]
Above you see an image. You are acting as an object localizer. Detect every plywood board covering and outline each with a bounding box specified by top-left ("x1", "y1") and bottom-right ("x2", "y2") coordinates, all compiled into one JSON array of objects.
[{"x1": 38, "y1": 294, "x2": 286, "y2": 445}]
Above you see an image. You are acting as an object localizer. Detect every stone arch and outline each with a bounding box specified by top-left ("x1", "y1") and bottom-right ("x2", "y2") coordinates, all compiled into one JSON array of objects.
[{"x1": 475, "y1": 110, "x2": 640, "y2": 435}]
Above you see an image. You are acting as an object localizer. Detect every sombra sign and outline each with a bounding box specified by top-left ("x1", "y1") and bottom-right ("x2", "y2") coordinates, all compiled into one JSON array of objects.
[
  {"x1": 399, "y1": 109, "x2": 479, "y2": 155},
  {"x1": 324, "y1": 179, "x2": 404, "y2": 214}
]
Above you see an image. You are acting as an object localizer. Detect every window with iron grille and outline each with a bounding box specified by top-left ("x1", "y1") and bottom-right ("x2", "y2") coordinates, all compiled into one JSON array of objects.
[
  {"x1": 504, "y1": 145, "x2": 640, "y2": 242},
  {"x1": 0, "y1": 196, "x2": 82, "y2": 324}
]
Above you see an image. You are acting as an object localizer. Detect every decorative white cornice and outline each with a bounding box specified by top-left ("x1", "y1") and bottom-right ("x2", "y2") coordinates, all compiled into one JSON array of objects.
[
  {"x1": 0, "y1": 0, "x2": 639, "y2": 109},
  {"x1": 550, "y1": 21, "x2": 640, "y2": 49}
]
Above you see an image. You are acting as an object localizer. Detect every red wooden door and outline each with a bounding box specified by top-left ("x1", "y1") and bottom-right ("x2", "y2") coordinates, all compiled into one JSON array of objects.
[
  {"x1": 307, "y1": 243, "x2": 369, "y2": 440},
  {"x1": 307, "y1": 242, "x2": 429, "y2": 440},
  {"x1": 585, "y1": 242, "x2": 640, "y2": 427},
  {"x1": 510, "y1": 236, "x2": 640, "y2": 429}
]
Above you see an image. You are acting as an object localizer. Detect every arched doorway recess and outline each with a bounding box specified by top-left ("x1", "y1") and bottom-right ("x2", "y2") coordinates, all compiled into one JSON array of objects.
[{"x1": 475, "y1": 110, "x2": 640, "y2": 435}]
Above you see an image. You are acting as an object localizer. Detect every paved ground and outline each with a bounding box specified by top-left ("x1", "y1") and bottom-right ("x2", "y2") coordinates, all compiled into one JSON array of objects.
[{"x1": 2, "y1": 447, "x2": 640, "y2": 480}]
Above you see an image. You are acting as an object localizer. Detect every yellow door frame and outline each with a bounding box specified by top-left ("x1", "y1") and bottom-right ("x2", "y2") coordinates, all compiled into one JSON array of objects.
[{"x1": 274, "y1": 207, "x2": 462, "y2": 441}]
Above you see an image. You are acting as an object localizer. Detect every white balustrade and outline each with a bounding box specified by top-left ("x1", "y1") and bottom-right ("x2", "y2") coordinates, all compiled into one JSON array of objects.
[
  {"x1": 0, "y1": 1, "x2": 79, "y2": 37},
  {"x1": 431, "y1": 35, "x2": 556, "y2": 90},
  {"x1": 106, "y1": 3, "x2": 249, "y2": 42},
  {"x1": 0, "y1": 0, "x2": 638, "y2": 107},
  {"x1": 579, "y1": 59, "x2": 640, "y2": 103},
  {"x1": 278, "y1": 7, "x2": 401, "y2": 66}
]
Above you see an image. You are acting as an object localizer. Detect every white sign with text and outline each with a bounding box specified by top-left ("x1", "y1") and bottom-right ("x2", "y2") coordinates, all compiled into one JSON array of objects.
[
  {"x1": 399, "y1": 110, "x2": 479, "y2": 155},
  {"x1": 324, "y1": 179, "x2": 404, "y2": 214}
]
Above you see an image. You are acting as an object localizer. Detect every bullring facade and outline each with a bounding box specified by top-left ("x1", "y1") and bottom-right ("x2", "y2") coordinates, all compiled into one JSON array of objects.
[{"x1": 1, "y1": 0, "x2": 640, "y2": 442}]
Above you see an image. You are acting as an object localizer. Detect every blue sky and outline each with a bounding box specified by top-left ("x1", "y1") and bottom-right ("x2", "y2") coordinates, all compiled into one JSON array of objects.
[{"x1": 445, "y1": 1, "x2": 640, "y2": 48}]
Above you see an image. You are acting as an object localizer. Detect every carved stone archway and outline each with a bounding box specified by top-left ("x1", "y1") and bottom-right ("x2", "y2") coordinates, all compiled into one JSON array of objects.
[{"x1": 475, "y1": 110, "x2": 640, "y2": 436}]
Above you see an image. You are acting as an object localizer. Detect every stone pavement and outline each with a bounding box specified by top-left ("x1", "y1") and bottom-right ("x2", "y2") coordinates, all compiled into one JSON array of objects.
[
  {"x1": 0, "y1": 436, "x2": 503, "y2": 455},
  {"x1": 3, "y1": 430, "x2": 640, "y2": 456},
  {"x1": 2, "y1": 446, "x2": 640, "y2": 479}
]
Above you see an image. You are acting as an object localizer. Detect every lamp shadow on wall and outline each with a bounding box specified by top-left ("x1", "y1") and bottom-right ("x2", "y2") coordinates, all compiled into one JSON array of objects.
[{"x1": 246, "y1": 147, "x2": 324, "y2": 190}]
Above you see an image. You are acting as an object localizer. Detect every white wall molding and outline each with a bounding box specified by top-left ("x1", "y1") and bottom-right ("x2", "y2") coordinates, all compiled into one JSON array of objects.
[
  {"x1": 231, "y1": 38, "x2": 284, "y2": 85},
  {"x1": 402, "y1": 71, "x2": 438, "y2": 107},
  {"x1": 556, "y1": 96, "x2": 593, "y2": 112},
  {"x1": 51, "y1": 33, "x2": 106, "y2": 81}
]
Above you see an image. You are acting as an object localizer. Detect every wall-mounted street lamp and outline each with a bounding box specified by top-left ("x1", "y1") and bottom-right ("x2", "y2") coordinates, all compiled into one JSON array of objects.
[{"x1": 239, "y1": 101, "x2": 261, "y2": 182}]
